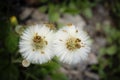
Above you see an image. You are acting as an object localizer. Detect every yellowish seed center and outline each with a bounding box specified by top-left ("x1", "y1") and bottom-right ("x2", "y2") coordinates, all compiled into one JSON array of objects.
[
  {"x1": 66, "y1": 37, "x2": 81, "y2": 51},
  {"x1": 33, "y1": 33, "x2": 47, "y2": 50},
  {"x1": 67, "y1": 23, "x2": 73, "y2": 27}
]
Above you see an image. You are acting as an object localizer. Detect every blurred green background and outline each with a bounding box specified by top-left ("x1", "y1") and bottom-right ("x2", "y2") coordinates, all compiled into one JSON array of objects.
[{"x1": 0, "y1": 0, "x2": 120, "y2": 80}]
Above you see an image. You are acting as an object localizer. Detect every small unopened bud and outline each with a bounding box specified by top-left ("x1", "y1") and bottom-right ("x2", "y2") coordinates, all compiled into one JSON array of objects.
[
  {"x1": 10, "y1": 16, "x2": 18, "y2": 25},
  {"x1": 22, "y1": 59, "x2": 30, "y2": 67}
]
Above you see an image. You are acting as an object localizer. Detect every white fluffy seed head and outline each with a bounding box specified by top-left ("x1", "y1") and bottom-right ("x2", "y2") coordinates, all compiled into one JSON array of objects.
[
  {"x1": 19, "y1": 24, "x2": 54, "y2": 64},
  {"x1": 53, "y1": 24, "x2": 91, "y2": 64}
]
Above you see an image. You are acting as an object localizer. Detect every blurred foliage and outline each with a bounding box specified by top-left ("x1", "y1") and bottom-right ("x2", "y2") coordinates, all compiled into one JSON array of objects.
[
  {"x1": 39, "y1": 0, "x2": 100, "y2": 22},
  {"x1": 91, "y1": 26, "x2": 120, "y2": 80},
  {"x1": 91, "y1": 1, "x2": 120, "y2": 80},
  {"x1": 107, "y1": 0, "x2": 120, "y2": 29},
  {"x1": 98, "y1": 26, "x2": 120, "y2": 80}
]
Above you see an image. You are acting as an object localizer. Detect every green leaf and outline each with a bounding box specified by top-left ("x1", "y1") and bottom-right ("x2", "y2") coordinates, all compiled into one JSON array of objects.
[
  {"x1": 48, "y1": 4, "x2": 60, "y2": 22},
  {"x1": 106, "y1": 37, "x2": 113, "y2": 44},
  {"x1": 49, "y1": 12, "x2": 60, "y2": 22},
  {"x1": 5, "y1": 31, "x2": 19, "y2": 53},
  {"x1": 41, "y1": 61, "x2": 60, "y2": 72},
  {"x1": 106, "y1": 45, "x2": 117, "y2": 55},
  {"x1": 0, "y1": 65, "x2": 19, "y2": 80},
  {"x1": 9, "y1": 65, "x2": 19, "y2": 80},
  {"x1": 39, "y1": 6, "x2": 47, "y2": 13},
  {"x1": 64, "y1": 8, "x2": 79, "y2": 14},
  {"x1": 83, "y1": 8, "x2": 93, "y2": 18},
  {"x1": 51, "y1": 73, "x2": 68, "y2": 80},
  {"x1": 40, "y1": 68, "x2": 48, "y2": 75},
  {"x1": 99, "y1": 48, "x2": 106, "y2": 57}
]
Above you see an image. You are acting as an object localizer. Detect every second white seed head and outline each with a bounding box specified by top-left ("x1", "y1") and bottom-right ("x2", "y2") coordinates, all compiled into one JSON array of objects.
[{"x1": 53, "y1": 24, "x2": 91, "y2": 64}]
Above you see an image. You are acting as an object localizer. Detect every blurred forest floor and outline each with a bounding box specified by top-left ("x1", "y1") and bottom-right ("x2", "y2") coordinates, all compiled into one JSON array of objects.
[{"x1": 0, "y1": 0, "x2": 120, "y2": 80}]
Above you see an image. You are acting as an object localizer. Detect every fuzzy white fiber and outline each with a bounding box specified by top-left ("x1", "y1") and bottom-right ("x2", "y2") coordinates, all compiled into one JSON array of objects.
[
  {"x1": 53, "y1": 24, "x2": 91, "y2": 64},
  {"x1": 19, "y1": 24, "x2": 54, "y2": 64}
]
